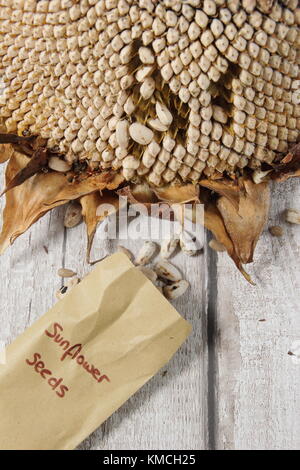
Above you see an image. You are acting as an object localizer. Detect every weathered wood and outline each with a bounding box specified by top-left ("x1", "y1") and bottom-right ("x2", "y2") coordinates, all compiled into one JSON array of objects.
[{"x1": 215, "y1": 179, "x2": 300, "y2": 450}]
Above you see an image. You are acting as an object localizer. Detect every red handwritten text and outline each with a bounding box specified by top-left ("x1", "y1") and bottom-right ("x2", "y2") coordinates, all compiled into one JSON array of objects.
[
  {"x1": 26, "y1": 352, "x2": 69, "y2": 398},
  {"x1": 45, "y1": 323, "x2": 110, "y2": 384}
]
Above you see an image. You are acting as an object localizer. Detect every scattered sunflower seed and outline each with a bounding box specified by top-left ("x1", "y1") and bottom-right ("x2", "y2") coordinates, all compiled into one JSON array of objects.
[
  {"x1": 179, "y1": 231, "x2": 200, "y2": 256},
  {"x1": 64, "y1": 201, "x2": 83, "y2": 228},
  {"x1": 55, "y1": 285, "x2": 68, "y2": 300},
  {"x1": 154, "y1": 259, "x2": 182, "y2": 282},
  {"x1": 160, "y1": 234, "x2": 180, "y2": 259},
  {"x1": 135, "y1": 241, "x2": 157, "y2": 265},
  {"x1": 163, "y1": 280, "x2": 189, "y2": 300},
  {"x1": 57, "y1": 268, "x2": 77, "y2": 278},
  {"x1": 285, "y1": 209, "x2": 300, "y2": 225},
  {"x1": 269, "y1": 225, "x2": 283, "y2": 237}
]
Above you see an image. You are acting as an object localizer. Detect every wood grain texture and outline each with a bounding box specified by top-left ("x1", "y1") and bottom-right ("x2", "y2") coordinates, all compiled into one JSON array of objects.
[{"x1": 215, "y1": 179, "x2": 300, "y2": 450}]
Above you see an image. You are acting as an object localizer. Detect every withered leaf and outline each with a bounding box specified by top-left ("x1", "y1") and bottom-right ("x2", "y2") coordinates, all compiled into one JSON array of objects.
[
  {"x1": 0, "y1": 144, "x2": 13, "y2": 164},
  {"x1": 80, "y1": 191, "x2": 124, "y2": 264},
  {"x1": 271, "y1": 142, "x2": 300, "y2": 181},
  {"x1": 0, "y1": 147, "x2": 48, "y2": 196},
  {"x1": 217, "y1": 179, "x2": 270, "y2": 265},
  {"x1": 154, "y1": 184, "x2": 200, "y2": 204},
  {"x1": 117, "y1": 183, "x2": 157, "y2": 206},
  {"x1": 0, "y1": 150, "x2": 124, "y2": 254},
  {"x1": 199, "y1": 179, "x2": 240, "y2": 211},
  {"x1": 203, "y1": 201, "x2": 254, "y2": 284},
  {"x1": 0, "y1": 133, "x2": 33, "y2": 145},
  {"x1": 0, "y1": 133, "x2": 36, "y2": 156}
]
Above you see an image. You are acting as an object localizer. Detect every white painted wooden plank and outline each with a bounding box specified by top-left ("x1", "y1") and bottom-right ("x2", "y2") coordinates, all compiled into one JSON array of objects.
[
  {"x1": 0, "y1": 166, "x2": 66, "y2": 348},
  {"x1": 63, "y1": 215, "x2": 208, "y2": 450},
  {"x1": 215, "y1": 179, "x2": 300, "y2": 450}
]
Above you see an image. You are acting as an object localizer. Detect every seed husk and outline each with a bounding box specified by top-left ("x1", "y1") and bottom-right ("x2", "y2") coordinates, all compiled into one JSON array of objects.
[
  {"x1": 163, "y1": 280, "x2": 189, "y2": 300},
  {"x1": 140, "y1": 77, "x2": 155, "y2": 100},
  {"x1": 129, "y1": 122, "x2": 154, "y2": 145},
  {"x1": 148, "y1": 118, "x2": 169, "y2": 132},
  {"x1": 48, "y1": 156, "x2": 71, "y2": 173},
  {"x1": 116, "y1": 120, "x2": 129, "y2": 149},
  {"x1": 57, "y1": 268, "x2": 77, "y2": 278},
  {"x1": 179, "y1": 231, "x2": 200, "y2": 256},
  {"x1": 155, "y1": 102, "x2": 173, "y2": 126},
  {"x1": 64, "y1": 201, "x2": 83, "y2": 228},
  {"x1": 285, "y1": 209, "x2": 300, "y2": 225},
  {"x1": 252, "y1": 169, "x2": 272, "y2": 184},
  {"x1": 154, "y1": 259, "x2": 182, "y2": 282},
  {"x1": 269, "y1": 225, "x2": 283, "y2": 237},
  {"x1": 160, "y1": 235, "x2": 180, "y2": 259},
  {"x1": 135, "y1": 241, "x2": 157, "y2": 265}
]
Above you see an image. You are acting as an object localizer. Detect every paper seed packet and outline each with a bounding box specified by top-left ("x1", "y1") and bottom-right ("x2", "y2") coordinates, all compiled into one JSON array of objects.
[{"x1": 0, "y1": 253, "x2": 191, "y2": 450}]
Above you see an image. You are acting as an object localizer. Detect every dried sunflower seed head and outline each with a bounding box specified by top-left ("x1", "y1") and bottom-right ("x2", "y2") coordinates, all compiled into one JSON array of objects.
[{"x1": 0, "y1": 0, "x2": 299, "y2": 186}]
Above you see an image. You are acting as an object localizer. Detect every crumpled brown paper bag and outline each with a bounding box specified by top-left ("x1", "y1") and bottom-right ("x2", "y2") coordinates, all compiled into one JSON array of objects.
[{"x1": 0, "y1": 253, "x2": 191, "y2": 450}]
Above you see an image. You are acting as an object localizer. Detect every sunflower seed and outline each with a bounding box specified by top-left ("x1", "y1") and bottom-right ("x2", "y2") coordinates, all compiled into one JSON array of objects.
[
  {"x1": 55, "y1": 285, "x2": 68, "y2": 300},
  {"x1": 148, "y1": 118, "x2": 168, "y2": 132},
  {"x1": 140, "y1": 77, "x2": 155, "y2": 100},
  {"x1": 117, "y1": 245, "x2": 133, "y2": 260},
  {"x1": 57, "y1": 268, "x2": 77, "y2": 278},
  {"x1": 155, "y1": 102, "x2": 173, "y2": 126},
  {"x1": 285, "y1": 208, "x2": 300, "y2": 225},
  {"x1": 64, "y1": 201, "x2": 83, "y2": 228},
  {"x1": 136, "y1": 65, "x2": 153, "y2": 82},
  {"x1": 135, "y1": 241, "x2": 157, "y2": 265},
  {"x1": 154, "y1": 259, "x2": 182, "y2": 282},
  {"x1": 163, "y1": 280, "x2": 189, "y2": 300},
  {"x1": 160, "y1": 235, "x2": 180, "y2": 259},
  {"x1": 179, "y1": 231, "x2": 200, "y2": 256},
  {"x1": 252, "y1": 169, "x2": 272, "y2": 184},
  {"x1": 137, "y1": 266, "x2": 158, "y2": 283},
  {"x1": 269, "y1": 225, "x2": 283, "y2": 237},
  {"x1": 48, "y1": 156, "x2": 71, "y2": 172},
  {"x1": 129, "y1": 122, "x2": 154, "y2": 145},
  {"x1": 116, "y1": 120, "x2": 129, "y2": 149},
  {"x1": 138, "y1": 46, "x2": 155, "y2": 64}
]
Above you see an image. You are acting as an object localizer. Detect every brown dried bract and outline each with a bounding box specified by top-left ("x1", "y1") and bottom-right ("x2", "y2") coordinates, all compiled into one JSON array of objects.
[
  {"x1": 0, "y1": 150, "x2": 123, "y2": 254},
  {"x1": 80, "y1": 190, "x2": 125, "y2": 264},
  {"x1": 0, "y1": 144, "x2": 13, "y2": 164},
  {"x1": 0, "y1": 147, "x2": 49, "y2": 196},
  {"x1": 271, "y1": 143, "x2": 300, "y2": 182}
]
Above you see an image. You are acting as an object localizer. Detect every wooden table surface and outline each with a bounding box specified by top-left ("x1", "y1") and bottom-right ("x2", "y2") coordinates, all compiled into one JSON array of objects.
[{"x1": 0, "y1": 172, "x2": 299, "y2": 450}]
